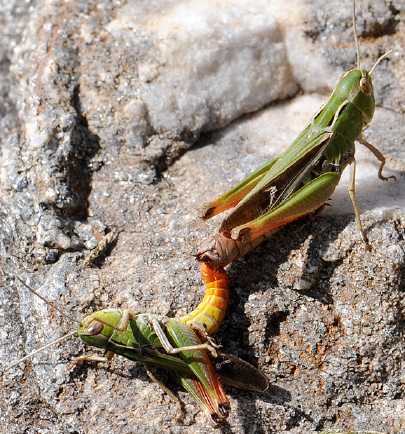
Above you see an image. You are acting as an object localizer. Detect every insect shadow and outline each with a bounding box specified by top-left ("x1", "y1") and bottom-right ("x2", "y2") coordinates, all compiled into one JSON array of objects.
[{"x1": 217, "y1": 214, "x2": 351, "y2": 432}]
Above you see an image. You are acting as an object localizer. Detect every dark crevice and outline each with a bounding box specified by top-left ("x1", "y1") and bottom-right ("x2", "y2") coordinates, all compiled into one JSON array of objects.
[
  {"x1": 359, "y1": 2, "x2": 400, "y2": 39},
  {"x1": 263, "y1": 310, "x2": 289, "y2": 348},
  {"x1": 315, "y1": 413, "x2": 337, "y2": 431},
  {"x1": 285, "y1": 406, "x2": 314, "y2": 431},
  {"x1": 305, "y1": 2, "x2": 400, "y2": 43},
  {"x1": 293, "y1": 256, "x2": 342, "y2": 306},
  {"x1": 142, "y1": 134, "x2": 192, "y2": 183},
  {"x1": 191, "y1": 86, "x2": 302, "y2": 155}
]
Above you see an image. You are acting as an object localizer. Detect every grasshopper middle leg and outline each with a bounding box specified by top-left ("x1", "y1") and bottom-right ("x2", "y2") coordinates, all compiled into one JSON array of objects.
[{"x1": 348, "y1": 159, "x2": 371, "y2": 250}]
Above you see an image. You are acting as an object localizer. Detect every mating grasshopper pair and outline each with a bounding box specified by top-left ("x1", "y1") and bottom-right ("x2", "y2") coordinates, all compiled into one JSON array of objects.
[{"x1": 3, "y1": 0, "x2": 397, "y2": 426}]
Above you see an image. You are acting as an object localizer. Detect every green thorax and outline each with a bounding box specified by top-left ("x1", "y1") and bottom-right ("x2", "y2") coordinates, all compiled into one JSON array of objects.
[
  {"x1": 130, "y1": 313, "x2": 162, "y2": 348},
  {"x1": 318, "y1": 68, "x2": 375, "y2": 165}
]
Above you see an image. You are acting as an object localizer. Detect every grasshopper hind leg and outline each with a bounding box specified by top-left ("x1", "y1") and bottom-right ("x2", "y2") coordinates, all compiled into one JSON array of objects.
[{"x1": 151, "y1": 318, "x2": 218, "y2": 358}]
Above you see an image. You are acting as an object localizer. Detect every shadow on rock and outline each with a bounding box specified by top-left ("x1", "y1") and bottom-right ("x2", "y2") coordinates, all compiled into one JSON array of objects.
[{"x1": 216, "y1": 214, "x2": 351, "y2": 432}]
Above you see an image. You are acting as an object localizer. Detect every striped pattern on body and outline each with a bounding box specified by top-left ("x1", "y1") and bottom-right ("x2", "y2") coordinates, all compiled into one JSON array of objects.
[{"x1": 180, "y1": 263, "x2": 229, "y2": 335}]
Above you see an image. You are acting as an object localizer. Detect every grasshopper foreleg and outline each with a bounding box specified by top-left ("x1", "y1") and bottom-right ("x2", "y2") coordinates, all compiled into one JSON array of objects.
[
  {"x1": 115, "y1": 309, "x2": 131, "y2": 331},
  {"x1": 151, "y1": 318, "x2": 218, "y2": 358},
  {"x1": 72, "y1": 351, "x2": 115, "y2": 366},
  {"x1": 358, "y1": 135, "x2": 397, "y2": 182}
]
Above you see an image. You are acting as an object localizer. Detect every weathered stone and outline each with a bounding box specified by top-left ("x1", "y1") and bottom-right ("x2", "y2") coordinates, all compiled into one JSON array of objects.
[{"x1": 1, "y1": 1, "x2": 404, "y2": 433}]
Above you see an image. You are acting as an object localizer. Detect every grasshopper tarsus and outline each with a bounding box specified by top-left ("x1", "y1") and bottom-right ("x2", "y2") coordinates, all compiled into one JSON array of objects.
[
  {"x1": 191, "y1": 326, "x2": 222, "y2": 354},
  {"x1": 379, "y1": 173, "x2": 397, "y2": 183}
]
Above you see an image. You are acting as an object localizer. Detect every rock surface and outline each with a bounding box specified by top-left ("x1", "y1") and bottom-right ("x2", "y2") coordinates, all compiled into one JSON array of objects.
[{"x1": 0, "y1": 1, "x2": 404, "y2": 433}]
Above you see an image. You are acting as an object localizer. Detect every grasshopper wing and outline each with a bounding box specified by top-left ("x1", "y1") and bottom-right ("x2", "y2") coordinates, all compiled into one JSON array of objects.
[
  {"x1": 215, "y1": 353, "x2": 269, "y2": 393},
  {"x1": 166, "y1": 319, "x2": 230, "y2": 420},
  {"x1": 201, "y1": 157, "x2": 279, "y2": 219},
  {"x1": 221, "y1": 131, "x2": 332, "y2": 233},
  {"x1": 231, "y1": 172, "x2": 340, "y2": 241}
]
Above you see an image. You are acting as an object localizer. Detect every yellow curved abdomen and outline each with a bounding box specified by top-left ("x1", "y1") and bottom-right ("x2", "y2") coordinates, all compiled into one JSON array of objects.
[{"x1": 180, "y1": 263, "x2": 229, "y2": 335}]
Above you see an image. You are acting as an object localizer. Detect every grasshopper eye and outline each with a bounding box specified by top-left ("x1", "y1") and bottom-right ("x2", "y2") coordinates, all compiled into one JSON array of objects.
[
  {"x1": 360, "y1": 77, "x2": 372, "y2": 95},
  {"x1": 87, "y1": 320, "x2": 103, "y2": 335}
]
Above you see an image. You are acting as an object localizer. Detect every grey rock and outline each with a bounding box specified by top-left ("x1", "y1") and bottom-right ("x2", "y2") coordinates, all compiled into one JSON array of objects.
[{"x1": 1, "y1": 1, "x2": 404, "y2": 433}]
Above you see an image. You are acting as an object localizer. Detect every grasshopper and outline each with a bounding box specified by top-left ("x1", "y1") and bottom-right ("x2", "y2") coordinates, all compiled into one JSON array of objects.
[
  {"x1": 197, "y1": 0, "x2": 396, "y2": 268},
  {"x1": 3, "y1": 263, "x2": 268, "y2": 423}
]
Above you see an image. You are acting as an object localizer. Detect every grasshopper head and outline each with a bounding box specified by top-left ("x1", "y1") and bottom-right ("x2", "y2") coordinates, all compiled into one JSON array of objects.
[
  {"x1": 337, "y1": 68, "x2": 375, "y2": 124},
  {"x1": 359, "y1": 70, "x2": 373, "y2": 95},
  {"x1": 353, "y1": 49, "x2": 392, "y2": 123},
  {"x1": 78, "y1": 309, "x2": 127, "y2": 349},
  {"x1": 356, "y1": 68, "x2": 375, "y2": 123}
]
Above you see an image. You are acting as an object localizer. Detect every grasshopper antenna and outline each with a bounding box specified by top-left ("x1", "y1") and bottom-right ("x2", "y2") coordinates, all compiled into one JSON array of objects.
[
  {"x1": 1, "y1": 267, "x2": 81, "y2": 373},
  {"x1": 2, "y1": 330, "x2": 77, "y2": 373},
  {"x1": 353, "y1": 0, "x2": 361, "y2": 69},
  {"x1": 369, "y1": 49, "x2": 393, "y2": 76},
  {"x1": 2, "y1": 268, "x2": 80, "y2": 325}
]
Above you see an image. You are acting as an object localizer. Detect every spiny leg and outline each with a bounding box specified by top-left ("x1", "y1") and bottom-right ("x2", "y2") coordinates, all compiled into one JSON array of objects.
[
  {"x1": 358, "y1": 135, "x2": 396, "y2": 181},
  {"x1": 145, "y1": 365, "x2": 184, "y2": 421},
  {"x1": 151, "y1": 318, "x2": 218, "y2": 358},
  {"x1": 348, "y1": 159, "x2": 371, "y2": 250}
]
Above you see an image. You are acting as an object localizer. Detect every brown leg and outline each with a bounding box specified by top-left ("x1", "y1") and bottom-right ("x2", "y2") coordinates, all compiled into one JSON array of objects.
[
  {"x1": 72, "y1": 354, "x2": 112, "y2": 366},
  {"x1": 358, "y1": 135, "x2": 396, "y2": 182},
  {"x1": 189, "y1": 324, "x2": 222, "y2": 351},
  {"x1": 72, "y1": 350, "x2": 115, "y2": 366}
]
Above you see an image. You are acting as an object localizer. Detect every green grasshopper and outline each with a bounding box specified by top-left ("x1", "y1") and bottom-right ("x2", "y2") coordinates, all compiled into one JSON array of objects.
[
  {"x1": 3, "y1": 272, "x2": 268, "y2": 423},
  {"x1": 197, "y1": 0, "x2": 396, "y2": 268}
]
